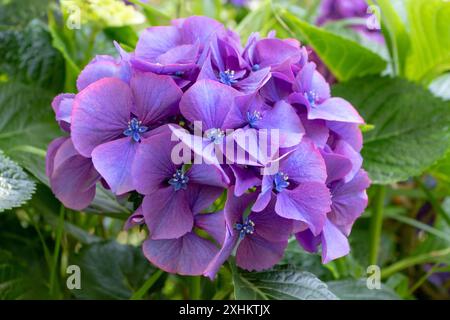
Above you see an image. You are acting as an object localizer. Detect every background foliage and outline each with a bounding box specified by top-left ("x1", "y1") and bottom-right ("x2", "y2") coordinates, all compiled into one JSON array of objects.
[{"x1": 0, "y1": 0, "x2": 449, "y2": 300}]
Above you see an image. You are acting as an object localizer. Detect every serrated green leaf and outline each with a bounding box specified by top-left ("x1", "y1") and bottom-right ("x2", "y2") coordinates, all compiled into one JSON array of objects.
[
  {"x1": 0, "y1": 151, "x2": 35, "y2": 212},
  {"x1": 327, "y1": 279, "x2": 400, "y2": 300},
  {"x1": 71, "y1": 241, "x2": 160, "y2": 300},
  {"x1": 333, "y1": 76, "x2": 450, "y2": 184},
  {"x1": 280, "y1": 11, "x2": 387, "y2": 81},
  {"x1": 405, "y1": 0, "x2": 450, "y2": 84},
  {"x1": 0, "y1": 19, "x2": 65, "y2": 91},
  {"x1": 231, "y1": 264, "x2": 338, "y2": 300}
]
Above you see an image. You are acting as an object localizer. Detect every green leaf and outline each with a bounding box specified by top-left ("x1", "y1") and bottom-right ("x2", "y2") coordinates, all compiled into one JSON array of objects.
[
  {"x1": 280, "y1": 11, "x2": 387, "y2": 81},
  {"x1": 231, "y1": 264, "x2": 338, "y2": 300},
  {"x1": 327, "y1": 279, "x2": 400, "y2": 300},
  {"x1": 0, "y1": 151, "x2": 36, "y2": 212},
  {"x1": 333, "y1": 76, "x2": 450, "y2": 184},
  {"x1": 405, "y1": 0, "x2": 450, "y2": 84},
  {"x1": 0, "y1": 81, "x2": 60, "y2": 183},
  {"x1": 374, "y1": 0, "x2": 410, "y2": 76},
  {"x1": 71, "y1": 241, "x2": 160, "y2": 299},
  {"x1": 0, "y1": 0, "x2": 49, "y2": 27},
  {"x1": 0, "y1": 20, "x2": 65, "y2": 91}
]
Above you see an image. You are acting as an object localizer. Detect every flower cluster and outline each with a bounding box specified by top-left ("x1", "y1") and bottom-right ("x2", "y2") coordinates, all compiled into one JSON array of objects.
[{"x1": 47, "y1": 16, "x2": 370, "y2": 278}]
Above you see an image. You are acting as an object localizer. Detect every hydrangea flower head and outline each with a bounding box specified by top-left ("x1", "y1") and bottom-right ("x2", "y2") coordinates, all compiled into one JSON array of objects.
[{"x1": 46, "y1": 15, "x2": 370, "y2": 277}]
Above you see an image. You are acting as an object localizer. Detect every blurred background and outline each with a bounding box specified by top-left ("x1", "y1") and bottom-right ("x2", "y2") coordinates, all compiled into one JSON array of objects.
[{"x1": 0, "y1": 0, "x2": 449, "y2": 300}]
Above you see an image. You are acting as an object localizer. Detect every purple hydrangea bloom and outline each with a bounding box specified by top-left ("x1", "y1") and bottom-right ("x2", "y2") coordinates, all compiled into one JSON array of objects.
[
  {"x1": 71, "y1": 72, "x2": 182, "y2": 195},
  {"x1": 47, "y1": 15, "x2": 370, "y2": 277}
]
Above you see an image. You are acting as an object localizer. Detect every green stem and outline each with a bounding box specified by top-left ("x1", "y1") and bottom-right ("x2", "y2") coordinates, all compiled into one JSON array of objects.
[
  {"x1": 49, "y1": 205, "x2": 65, "y2": 297},
  {"x1": 381, "y1": 247, "x2": 450, "y2": 279},
  {"x1": 130, "y1": 269, "x2": 164, "y2": 300},
  {"x1": 190, "y1": 276, "x2": 201, "y2": 300},
  {"x1": 369, "y1": 185, "x2": 386, "y2": 266}
]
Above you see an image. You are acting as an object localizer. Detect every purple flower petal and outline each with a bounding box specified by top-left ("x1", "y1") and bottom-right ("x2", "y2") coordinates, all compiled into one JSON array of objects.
[
  {"x1": 130, "y1": 72, "x2": 182, "y2": 124},
  {"x1": 91, "y1": 137, "x2": 138, "y2": 195},
  {"x1": 295, "y1": 229, "x2": 320, "y2": 253},
  {"x1": 71, "y1": 78, "x2": 132, "y2": 157},
  {"x1": 135, "y1": 26, "x2": 182, "y2": 61},
  {"x1": 180, "y1": 80, "x2": 240, "y2": 130},
  {"x1": 309, "y1": 98, "x2": 365, "y2": 123},
  {"x1": 143, "y1": 232, "x2": 218, "y2": 275},
  {"x1": 321, "y1": 218, "x2": 350, "y2": 264},
  {"x1": 253, "y1": 38, "x2": 301, "y2": 68},
  {"x1": 230, "y1": 165, "x2": 261, "y2": 196},
  {"x1": 236, "y1": 234, "x2": 287, "y2": 271},
  {"x1": 195, "y1": 211, "x2": 226, "y2": 245},
  {"x1": 275, "y1": 182, "x2": 331, "y2": 235},
  {"x1": 47, "y1": 138, "x2": 99, "y2": 210},
  {"x1": 186, "y1": 184, "x2": 224, "y2": 214},
  {"x1": 142, "y1": 187, "x2": 193, "y2": 239},
  {"x1": 52, "y1": 94, "x2": 75, "y2": 132},
  {"x1": 124, "y1": 206, "x2": 145, "y2": 230}
]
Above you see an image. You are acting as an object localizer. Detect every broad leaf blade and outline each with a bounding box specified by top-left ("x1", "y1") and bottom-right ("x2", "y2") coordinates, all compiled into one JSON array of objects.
[
  {"x1": 327, "y1": 279, "x2": 400, "y2": 300},
  {"x1": 333, "y1": 76, "x2": 450, "y2": 184},
  {"x1": 280, "y1": 11, "x2": 387, "y2": 81},
  {"x1": 232, "y1": 264, "x2": 338, "y2": 300}
]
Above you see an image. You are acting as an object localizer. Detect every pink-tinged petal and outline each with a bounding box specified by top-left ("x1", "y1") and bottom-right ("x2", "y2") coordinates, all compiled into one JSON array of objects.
[
  {"x1": 132, "y1": 127, "x2": 178, "y2": 195},
  {"x1": 135, "y1": 26, "x2": 181, "y2": 60},
  {"x1": 275, "y1": 182, "x2": 331, "y2": 235},
  {"x1": 280, "y1": 138, "x2": 327, "y2": 184},
  {"x1": 253, "y1": 38, "x2": 301, "y2": 68},
  {"x1": 180, "y1": 80, "x2": 240, "y2": 130},
  {"x1": 142, "y1": 188, "x2": 193, "y2": 239},
  {"x1": 309, "y1": 98, "x2": 365, "y2": 124},
  {"x1": 187, "y1": 163, "x2": 228, "y2": 187},
  {"x1": 157, "y1": 43, "x2": 200, "y2": 65},
  {"x1": 195, "y1": 211, "x2": 226, "y2": 245},
  {"x1": 77, "y1": 55, "x2": 130, "y2": 91},
  {"x1": 143, "y1": 232, "x2": 218, "y2": 276},
  {"x1": 180, "y1": 16, "x2": 225, "y2": 45},
  {"x1": 236, "y1": 235, "x2": 287, "y2": 271},
  {"x1": 322, "y1": 149, "x2": 353, "y2": 184},
  {"x1": 329, "y1": 170, "x2": 370, "y2": 233},
  {"x1": 249, "y1": 199, "x2": 292, "y2": 242},
  {"x1": 124, "y1": 206, "x2": 145, "y2": 230},
  {"x1": 334, "y1": 139, "x2": 363, "y2": 182},
  {"x1": 186, "y1": 184, "x2": 223, "y2": 214},
  {"x1": 321, "y1": 219, "x2": 350, "y2": 264},
  {"x1": 52, "y1": 94, "x2": 75, "y2": 132},
  {"x1": 256, "y1": 100, "x2": 304, "y2": 148},
  {"x1": 49, "y1": 139, "x2": 99, "y2": 210},
  {"x1": 71, "y1": 78, "x2": 132, "y2": 157},
  {"x1": 131, "y1": 57, "x2": 197, "y2": 74},
  {"x1": 91, "y1": 138, "x2": 138, "y2": 195},
  {"x1": 130, "y1": 72, "x2": 182, "y2": 124},
  {"x1": 299, "y1": 114, "x2": 329, "y2": 148},
  {"x1": 203, "y1": 231, "x2": 239, "y2": 280},
  {"x1": 230, "y1": 165, "x2": 261, "y2": 197},
  {"x1": 46, "y1": 137, "x2": 68, "y2": 178},
  {"x1": 295, "y1": 62, "x2": 315, "y2": 93},
  {"x1": 295, "y1": 229, "x2": 320, "y2": 253},
  {"x1": 327, "y1": 121, "x2": 363, "y2": 152},
  {"x1": 234, "y1": 67, "x2": 271, "y2": 94}
]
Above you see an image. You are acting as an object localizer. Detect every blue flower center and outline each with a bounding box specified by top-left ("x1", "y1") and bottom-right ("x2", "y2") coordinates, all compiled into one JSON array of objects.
[
  {"x1": 252, "y1": 64, "x2": 260, "y2": 72},
  {"x1": 168, "y1": 169, "x2": 189, "y2": 191},
  {"x1": 304, "y1": 90, "x2": 319, "y2": 107},
  {"x1": 174, "y1": 71, "x2": 184, "y2": 77},
  {"x1": 123, "y1": 117, "x2": 148, "y2": 142},
  {"x1": 273, "y1": 172, "x2": 289, "y2": 193},
  {"x1": 246, "y1": 111, "x2": 262, "y2": 128},
  {"x1": 219, "y1": 69, "x2": 238, "y2": 86},
  {"x1": 235, "y1": 218, "x2": 255, "y2": 239},
  {"x1": 205, "y1": 128, "x2": 225, "y2": 144}
]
